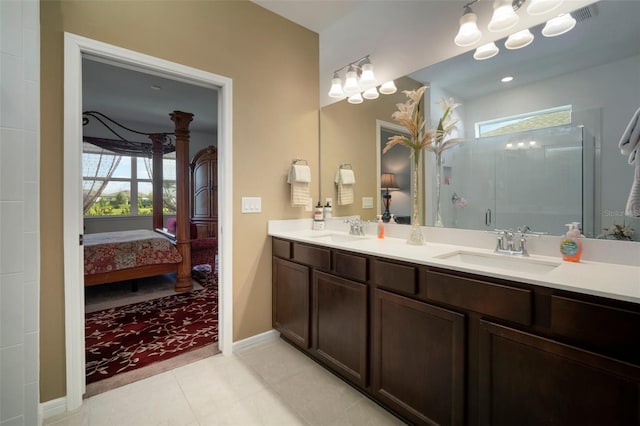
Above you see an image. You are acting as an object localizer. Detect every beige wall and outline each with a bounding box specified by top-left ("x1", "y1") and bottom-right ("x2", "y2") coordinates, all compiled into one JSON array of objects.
[
  {"x1": 320, "y1": 77, "x2": 421, "y2": 219},
  {"x1": 40, "y1": 0, "x2": 319, "y2": 402}
]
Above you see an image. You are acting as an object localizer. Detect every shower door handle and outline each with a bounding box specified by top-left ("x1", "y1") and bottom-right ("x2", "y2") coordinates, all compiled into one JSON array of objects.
[{"x1": 485, "y1": 209, "x2": 492, "y2": 226}]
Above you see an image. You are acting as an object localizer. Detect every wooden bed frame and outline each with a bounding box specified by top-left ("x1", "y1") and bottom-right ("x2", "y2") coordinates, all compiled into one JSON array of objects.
[{"x1": 83, "y1": 111, "x2": 194, "y2": 292}]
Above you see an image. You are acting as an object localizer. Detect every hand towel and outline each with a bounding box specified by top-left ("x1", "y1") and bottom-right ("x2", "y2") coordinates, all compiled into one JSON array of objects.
[
  {"x1": 334, "y1": 168, "x2": 355, "y2": 205},
  {"x1": 619, "y1": 106, "x2": 640, "y2": 162},
  {"x1": 625, "y1": 160, "x2": 640, "y2": 217},
  {"x1": 287, "y1": 165, "x2": 311, "y2": 183},
  {"x1": 288, "y1": 165, "x2": 311, "y2": 206}
]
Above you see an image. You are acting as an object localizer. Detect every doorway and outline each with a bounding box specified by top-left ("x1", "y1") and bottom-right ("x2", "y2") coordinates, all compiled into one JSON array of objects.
[{"x1": 63, "y1": 33, "x2": 233, "y2": 411}]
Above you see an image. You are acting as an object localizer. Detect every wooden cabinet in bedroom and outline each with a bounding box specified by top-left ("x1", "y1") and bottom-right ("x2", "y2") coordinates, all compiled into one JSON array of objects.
[{"x1": 191, "y1": 146, "x2": 218, "y2": 239}]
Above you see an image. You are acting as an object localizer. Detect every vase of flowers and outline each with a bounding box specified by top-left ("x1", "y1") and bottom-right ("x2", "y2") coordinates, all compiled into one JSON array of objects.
[
  {"x1": 383, "y1": 86, "x2": 431, "y2": 244},
  {"x1": 384, "y1": 87, "x2": 463, "y2": 243},
  {"x1": 428, "y1": 97, "x2": 463, "y2": 227}
]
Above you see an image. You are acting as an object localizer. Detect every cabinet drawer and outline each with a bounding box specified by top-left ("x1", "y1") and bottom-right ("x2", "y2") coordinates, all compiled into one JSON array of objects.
[
  {"x1": 426, "y1": 271, "x2": 532, "y2": 326},
  {"x1": 371, "y1": 259, "x2": 417, "y2": 295},
  {"x1": 292, "y1": 243, "x2": 331, "y2": 270},
  {"x1": 273, "y1": 238, "x2": 291, "y2": 259},
  {"x1": 334, "y1": 251, "x2": 368, "y2": 282},
  {"x1": 551, "y1": 296, "x2": 640, "y2": 365}
]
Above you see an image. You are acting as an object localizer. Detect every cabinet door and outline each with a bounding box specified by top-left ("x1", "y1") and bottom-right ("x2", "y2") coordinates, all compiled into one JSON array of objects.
[
  {"x1": 312, "y1": 271, "x2": 368, "y2": 387},
  {"x1": 272, "y1": 258, "x2": 310, "y2": 349},
  {"x1": 478, "y1": 320, "x2": 640, "y2": 426},
  {"x1": 372, "y1": 289, "x2": 465, "y2": 426}
]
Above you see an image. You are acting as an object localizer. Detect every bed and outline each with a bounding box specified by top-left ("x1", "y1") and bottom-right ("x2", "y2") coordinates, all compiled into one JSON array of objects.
[
  {"x1": 82, "y1": 111, "x2": 195, "y2": 292},
  {"x1": 83, "y1": 230, "x2": 182, "y2": 286}
]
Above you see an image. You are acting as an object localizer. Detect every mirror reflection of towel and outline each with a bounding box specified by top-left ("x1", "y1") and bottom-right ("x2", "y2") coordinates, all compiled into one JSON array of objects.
[
  {"x1": 620, "y1": 107, "x2": 640, "y2": 217},
  {"x1": 334, "y1": 168, "x2": 355, "y2": 205}
]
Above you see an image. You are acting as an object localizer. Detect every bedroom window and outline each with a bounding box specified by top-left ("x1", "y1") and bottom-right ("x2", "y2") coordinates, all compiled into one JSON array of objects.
[{"x1": 83, "y1": 145, "x2": 176, "y2": 217}]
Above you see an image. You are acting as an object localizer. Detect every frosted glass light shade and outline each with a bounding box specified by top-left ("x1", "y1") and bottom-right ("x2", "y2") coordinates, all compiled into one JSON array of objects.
[
  {"x1": 454, "y1": 12, "x2": 482, "y2": 46},
  {"x1": 328, "y1": 77, "x2": 344, "y2": 98},
  {"x1": 363, "y1": 87, "x2": 379, "y2": 100},
  {"x1": 488, "y1": 0, "x2": 519, "y2": 32},
  {"x1": 505, "y1": 29, "x2": 534, "y2": 49},
  {"x1": 359, "y1": 63, "x2": 377, "y2": 90},
  {"x1": 474, "y1": 42, "x2": 500, "y2": 60},
  {"x1": 527, "y1": 0, "x2": 563, "y2": 15},
  {"x1": 542, "y1": 13, "x2": 576, "y2": 37},
  {"x1": 347, "y1": 93, "x2": 363, "y2": 104},
  {"x1": 343, "y1": 70, "x2": 361, "y2": 96},
  {"x1": 379, "y1": 80, "x2": 397, "y2": 95}
]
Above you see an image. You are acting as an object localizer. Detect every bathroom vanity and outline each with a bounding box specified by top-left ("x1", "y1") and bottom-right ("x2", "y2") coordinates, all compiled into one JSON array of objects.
[{"x1": 269, "y1": 221, "x2": 640, "y2": 426}]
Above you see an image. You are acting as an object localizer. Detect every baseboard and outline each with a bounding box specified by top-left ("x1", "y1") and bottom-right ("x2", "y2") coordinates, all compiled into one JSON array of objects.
[
  {"x1": 232, "y1": 329, "x2": 280, "y2": 353},
  {"x1": 40, "y1": 396, "x2": 67, "y2": 421}
]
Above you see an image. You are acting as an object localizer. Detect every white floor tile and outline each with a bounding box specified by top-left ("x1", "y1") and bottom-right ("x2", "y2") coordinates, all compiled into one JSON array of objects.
[{"x1": 47, "y1": 338, "x2": 405, "y2": 426}]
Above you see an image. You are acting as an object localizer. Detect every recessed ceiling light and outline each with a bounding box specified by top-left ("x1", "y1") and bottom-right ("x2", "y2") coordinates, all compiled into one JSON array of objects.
[
  {"x1": 150, "y1": 84, "x2": 162, "y2": 91},
  {"x1": 501, "y1": 76, "x2": 514, "y2": 83}
]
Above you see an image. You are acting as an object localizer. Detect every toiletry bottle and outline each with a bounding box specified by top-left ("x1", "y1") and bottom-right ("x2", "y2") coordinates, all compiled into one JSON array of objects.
[
  {"x1": 314, "y1": 202, "x2": 324, "y2": 221},
  {"x1": 324, "y1": 201, "x2": 332, "y2": 219},
  {"x1": 389, "y1": 214, "x2": 396, "y2": 224},
  {"x1": 377, "y1": 215, "x2": 385, "y2": 239},
  {"x1": 560, "y1": 222, "x2": 583, "y2": 262}
]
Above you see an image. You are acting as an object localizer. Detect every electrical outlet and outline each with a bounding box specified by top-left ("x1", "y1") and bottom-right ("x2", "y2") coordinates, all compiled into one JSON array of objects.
[{"x1": 362, "y1": 197, "x2": 374, "y2": 209}]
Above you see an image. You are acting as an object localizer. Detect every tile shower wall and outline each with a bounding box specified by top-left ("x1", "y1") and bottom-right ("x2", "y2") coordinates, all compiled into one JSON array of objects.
[{"x1": 0, "y1": 1, "x2": 40, "y2": 425}]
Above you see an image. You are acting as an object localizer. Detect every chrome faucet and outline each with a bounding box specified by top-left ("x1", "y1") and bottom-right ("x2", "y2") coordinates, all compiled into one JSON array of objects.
[
  {"x1": 492, "y1": 225, "x2": 546, "y2": 256},
  {"x1": 344, "y1": 218, "x2": 366, "y2": 236}
]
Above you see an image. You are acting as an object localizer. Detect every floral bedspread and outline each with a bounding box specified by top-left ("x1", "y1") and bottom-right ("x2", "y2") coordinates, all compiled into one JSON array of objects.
[{"x1": 84, "y1": 230, "x2": 182, "y2": 275}]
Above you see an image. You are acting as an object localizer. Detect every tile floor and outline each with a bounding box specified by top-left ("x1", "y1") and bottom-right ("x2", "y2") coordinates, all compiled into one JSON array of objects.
[{"x1": 43, "y1": 338, "x2": 406, "y2": 426}]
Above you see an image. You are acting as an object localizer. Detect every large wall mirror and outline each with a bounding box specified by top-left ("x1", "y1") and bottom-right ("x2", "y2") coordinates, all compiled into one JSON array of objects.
[{"x1": 320, "y1": 0, "x2": 640, "y2": 241}]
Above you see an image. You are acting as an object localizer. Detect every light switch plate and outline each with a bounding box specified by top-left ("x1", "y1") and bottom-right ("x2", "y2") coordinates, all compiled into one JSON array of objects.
[
  {"x1": 362, "y1": 197, "x2": 374, "y2": 209},
  {"x1": 241, "y1": 197, "x2": 262, "y2": 213}
]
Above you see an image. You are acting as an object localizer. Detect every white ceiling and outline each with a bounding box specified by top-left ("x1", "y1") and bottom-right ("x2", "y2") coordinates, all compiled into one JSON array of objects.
[{"x1": 82, "y1": 0, "x2": 636, "y2": 134}]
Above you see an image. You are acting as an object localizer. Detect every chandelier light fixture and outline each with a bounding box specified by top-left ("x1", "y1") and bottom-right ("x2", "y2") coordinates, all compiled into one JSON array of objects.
[
  {"x1": 327, "y1": 55, "x2": 398, "y2": 104},
  {"x1": 454, "y1": 0, "x2": 577, "y2": 60}
]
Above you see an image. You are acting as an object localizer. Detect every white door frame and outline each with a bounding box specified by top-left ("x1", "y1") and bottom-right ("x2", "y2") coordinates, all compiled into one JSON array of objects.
[{"x1": 63, "y1": 33, "x2": 234, "y2": 411}]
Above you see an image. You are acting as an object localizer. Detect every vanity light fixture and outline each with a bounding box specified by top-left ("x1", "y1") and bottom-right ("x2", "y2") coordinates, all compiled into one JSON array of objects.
[
  {"x1": 542, "y1": 13, "x2": 576, "y2": 37},
  {"x1": 328, "y1": 54, "x2": 387, "y2": 102},
  {"x1": 501, "y1": 76, "x2": 514, "y2": 82},
  {"x1": 455, "y1": 0, "x2": 575, "y2": 60},
  {"x1": 505, "y1": 28, "x2": 534, "y2": 49}
]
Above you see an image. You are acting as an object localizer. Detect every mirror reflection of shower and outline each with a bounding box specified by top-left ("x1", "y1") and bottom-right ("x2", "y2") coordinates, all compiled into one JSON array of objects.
[{"x1": 434, "y1": 125, "x2": 591, "y2": 236}]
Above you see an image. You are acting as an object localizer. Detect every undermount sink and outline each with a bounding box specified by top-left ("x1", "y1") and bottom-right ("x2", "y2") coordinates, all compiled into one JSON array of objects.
[
  {"x1": 309, "y1": 233, "x2": 372, "y2": 243},
  {"x1": 435, "y1": 250, "x2": 561, "y2": 274}
]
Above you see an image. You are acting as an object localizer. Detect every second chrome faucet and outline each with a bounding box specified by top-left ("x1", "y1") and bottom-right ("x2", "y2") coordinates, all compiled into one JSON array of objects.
[{"x1": 493, "y1": 225, "x2": 546, "y2": 256}]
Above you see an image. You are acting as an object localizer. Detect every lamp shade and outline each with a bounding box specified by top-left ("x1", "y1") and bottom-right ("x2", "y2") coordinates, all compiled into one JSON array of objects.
[
  {"x1": 542, "y1": 13, "x2": 576, "y2": 37},
  {"x1": 454, "y1": 11, "x2": 482, "y2": 46},
  {"x1": 359, "y1": 63, "x2": 377, "y2": 90},
  {"x1": 343, "y1": 68, "x2": 361, "y2": 96},
  {"x1": 380, "y1": 173, "x2": 399, "y2": 190},
  {"x1": 379, "y1": 80, "x2": 397, "y2": 95},
  {"x1": 488, "y1": 0, "x2": 519, "y2": 33},
  {"x1": 328, "y1": 77, "x2": 344, "y2": 98},
  {"x1": 505, "y1": 29, "x2": 534, "y2": 49},
  {"x1": 527, "y1": 0, "x2": 563, "y2": 16},
  {"x1": 474, "y1": 42, "x2": 500, "y2": 60},
  {"x1": 363, "y1": 87, "x2": 379, "y2": 100},
  {"x1": 347, "y1": 93, "x2": 363, "y2": 104}
]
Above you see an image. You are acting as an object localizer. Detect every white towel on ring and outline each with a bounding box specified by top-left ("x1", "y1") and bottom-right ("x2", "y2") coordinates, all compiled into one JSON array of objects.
[
  {"x1": 625, "y1": 161, "x2": 640, "y2": 217},
  {"x1": 287, "y1": 165, "x2": 311, "y2": 183},
  {"x1": 287, "y1": 165, "x2": 311, "y2": 206},
  {"x1": 334, "y1": 168, "x2": 356, "y2": 185},
  {"x1": 620, "y1": 107, "x2": 640, "y2": 217}
]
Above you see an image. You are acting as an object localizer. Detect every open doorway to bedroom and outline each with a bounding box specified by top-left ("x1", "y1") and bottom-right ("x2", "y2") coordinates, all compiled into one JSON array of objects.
[
  {"x1": 80, "y1": 57, "x2": 221, "y2": 394},
  {"x1": 63, "y1": 33, "x2": 233, "y2": 409}
]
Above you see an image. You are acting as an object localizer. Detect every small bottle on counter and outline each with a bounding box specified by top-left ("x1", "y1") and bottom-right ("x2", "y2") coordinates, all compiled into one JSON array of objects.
[
  {"x1": 377, "y1": 215, "x2": 385, "y2": 239},
  {"x1": 313, "y1": 202, "x2": 325, "y2": 231},
  {"x1": 324, "y1": 201, "x2": 332, "y2": 219}
]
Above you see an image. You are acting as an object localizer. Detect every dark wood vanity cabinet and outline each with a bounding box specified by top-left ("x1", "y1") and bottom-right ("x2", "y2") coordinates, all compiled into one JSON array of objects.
[
  {"x1": 271, "y1": 237, "x2": 640, "y2": 426},
  {"x1": 312, "y1": 271, "x2": 368, "y2": 387},
  {"x1": 372, "y1": 289, "x2": 465, "y2": 426}
]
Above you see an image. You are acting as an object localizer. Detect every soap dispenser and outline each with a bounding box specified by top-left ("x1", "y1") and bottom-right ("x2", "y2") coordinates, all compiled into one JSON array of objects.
[
  {"x1": 560, "y1": 222, "x2": 583, "y2": 262},
  {"x1": 377, "y1": 215, "x2": 385, "y2": 239}
]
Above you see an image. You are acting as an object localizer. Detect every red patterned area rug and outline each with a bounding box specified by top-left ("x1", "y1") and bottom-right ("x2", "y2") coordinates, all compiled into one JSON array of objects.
[{"x1": 85, "y1": 279, "x2": 217, "y2": 384}]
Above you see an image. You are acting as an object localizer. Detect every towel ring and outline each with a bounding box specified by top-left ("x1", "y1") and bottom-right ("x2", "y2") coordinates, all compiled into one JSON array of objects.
[{"x1": 292, "y1": 158, "x2": 308, "y2": 165}]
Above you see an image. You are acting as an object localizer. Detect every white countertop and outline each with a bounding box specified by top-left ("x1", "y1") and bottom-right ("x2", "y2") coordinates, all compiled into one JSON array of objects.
[{"x1": 268, "y1": 220, "x2": 640, "y2": 305}]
